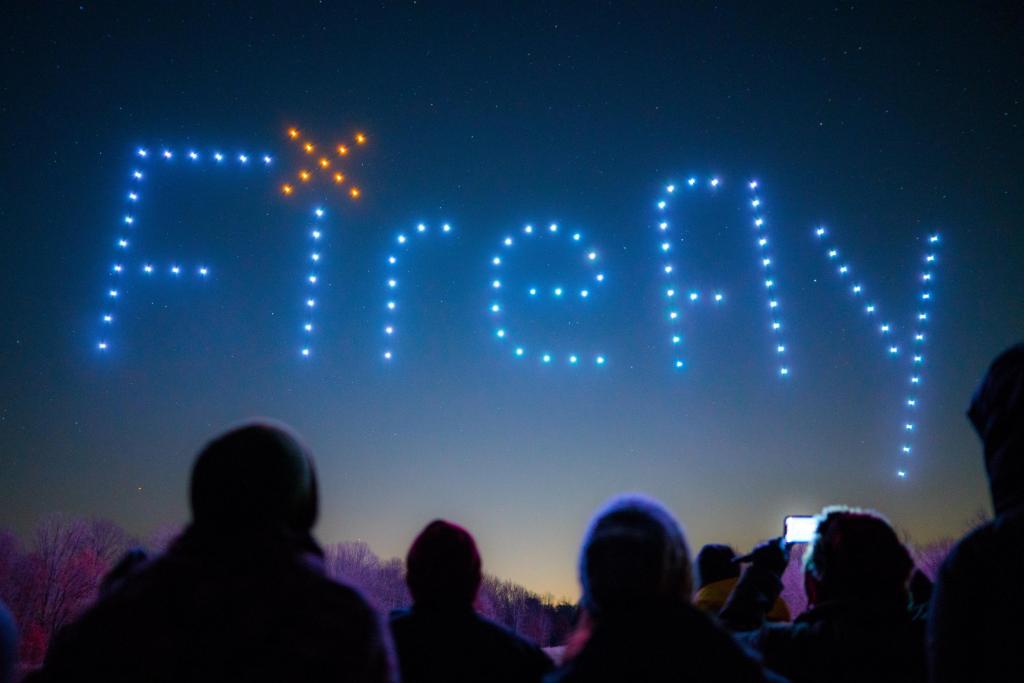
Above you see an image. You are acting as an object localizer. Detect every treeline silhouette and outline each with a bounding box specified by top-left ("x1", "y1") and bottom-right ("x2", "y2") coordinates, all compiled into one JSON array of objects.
[{"x1": 0, "y1": 515, "x2": 577, "y2": 670}]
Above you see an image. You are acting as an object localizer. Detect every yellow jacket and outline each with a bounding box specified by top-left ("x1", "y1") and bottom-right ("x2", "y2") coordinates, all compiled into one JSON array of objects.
[{"x1": 694, "y1": 577, "x2": 791, "y2": 622}]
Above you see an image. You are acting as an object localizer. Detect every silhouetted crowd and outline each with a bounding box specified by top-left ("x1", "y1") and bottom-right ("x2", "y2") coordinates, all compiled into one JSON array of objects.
[{"x1": 1, "y1": 342, "x2": 1021, "y2": 682}]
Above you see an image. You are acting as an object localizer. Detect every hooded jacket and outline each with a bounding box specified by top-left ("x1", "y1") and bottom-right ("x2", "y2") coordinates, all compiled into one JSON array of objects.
[{"x1": 928, "y1": 343, "x2": 1024, "y2": 683}]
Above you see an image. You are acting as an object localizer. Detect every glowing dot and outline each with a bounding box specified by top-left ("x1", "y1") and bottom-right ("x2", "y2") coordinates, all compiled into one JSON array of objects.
[
  {"x1": 839, "y1": 265, "x2": 849, "y2": 274},
  {"x1": 123, "y1": 215, "x2": 134, "y2": 225},
  {"x1": 889, "y1": 346, "x2": 899, "y2": 354},
  {"x1": 304, "y1": 143, "x2": 314, "y2": 154},
  {"x1": 914, "y1": 355, "x2": 923, "y2": 363},
  {"x1": 103, "y1": 314, "x2": 112, "y2": 323},
  {"x1": 384, "y1": 351, "x2": 392, "y2": 360},
  {"x1": 666, "y1": 288, "x2": 675, "y2": 297},
  {"x1": 305, "y1": 323, "x2": 313, "y2": 332},
  {"x1": 188, "y1": 151, "x2": 198, "y2": 160},
  {"x1": 239, "y1": 154, "x2": 249, "y2": 163},
  {"x1": 749, "y1": 181, "x2": 758, "y2": 189},
  {"x1": 911, "y1": 376, "x2": 921, "y2": 384},
  {"x1": 554, "y1": 287, "x2": 563, "y2": 296},
  {"x1": 337, "y1": 145, "x2": 349, "y2": 156},
  {"x1": 926, "y1": 254, "x2": 936, "y2": 262},
  {"x1": 306, "y1": 299, "x2": 315, "y2": 308},
  {"x1": 569, "y1": 355, "x2": 578, "y2": 364},
  {"x1": 497, "y1": 329, "x2": 506, "y2": 338},
  {"x1": 687, "y1": 177, "x2": 697, "y2": 186},
  {"x1": 918, "y1": 313, "x2": 928, "y2": 321},
  {"x1": 397, "y1": 234, "x2": 407, "y2": 244},
  {"x1": 710, "y1": 178, "x2": 720, "y2": 187},
  {"x1": 387, "y1": 256, "x2": 396, "y2": 264},
  {"x1": 689, "y1": 292, "x2": 699, "y2": 301},
  {"x1": 118, "y1": 239, "x2": 128, "y2": 248},
  {"x1": 921, "y1": 292, "x2": 931, "y2": 300},
  {"x1": 905, "y1": 423, "x2": 914, "y2": 431},
  {"x1": 492, "y1": 257, "x2": 501, "y2": 266},
  {"x1": 765, "y1": 279, "x2": 774, "y2": 288},
  {"x1": 923, "y1": 273, "x2": 932, "y2": 281},
  {"x1": 333, "y1": 172, "x2": 344, "y2": 184},
  {"x1": 263, "y1": 155, "x2": 272, "y2": 164},
  {"x1": 416, "y1": 224, "x2": 427, "y2": 233},
  {"x1": 574, "y1": 232, "x2": 583, "y2": 240},
  {"x1": 128, "y1": 192, "x2": 138, "y2": 201},
  {"x1": 657, "y1": 201, "x2": 666, "y2": 210},
  {"x1": 112, "y1": 264, "x2": 123, "y2": 273},
  {"x1": 442, "y1": 224, "x2": 452, "y2": 232},
  {"x1": 171, "y1": 265, "x2": 181, "y2": 275},
  {"x1": 386, "y1": 301, "x2": 395, "y2": 310},
  {"x1": 769, "y1": 300, "x2": 778, "y2": 308},
  {"x1": 661, "y1": 242, "x2": 671, "y2": 252},
  {"x1": 897, "y1": 470, "x2": 907, "y2": 479},
  {"x1": 596, "y1": 356, "x2": 606, "y2": 365},
  {"x1": 387, "y1": 279, "x2": 397, "y2": 288},
  {"x1": 108, "y1": 289, "x2": 118, "y2": 298},
  {"x1": 288, "y1": 128, "x2": 300, "y2": 139},
  {"x1": 542, "y1": 354, "x2": 551, "y2": 363},
  {"x1": 492, "y1": 279, "x2": 502, "y2": 289},
  {"x1": 772, "y1": 321, "x2": 781, "y2": 330},
  {"x1": 315, "y1": 208, "x2": 324, "y2": 217},
  {"x1": 903, "y1": 445, "x2": 912, "y2": 452},
  {"x1": 828, "y1": 249, "x2": 838, "y2": 258},
  {"x1": 384, "y1": 326, "x2": 393, "y2": 335},
  {"x1": 528, "y1": 287, "x2": 537, "y2": 296},
  {"x1": 312, "y1": 230, "x2": 322, "y2": 239},
  {"x1": 311, "y1": 253, "x2": 321, "y2": 262},
  {"x1": 198, "y1": 267, "x2": 208, "y2": 276},
  {"x1": 213, "y1": 153, "x2": 223, "y2": 162},
  {"x1": 751, "y1": 199, "x2": 760, "y2": 207},
  {"x1": 504, "y1": 237, "x2": 513, "y2": 246},
  {"x1": 515, "y1": 347, "x2": 524, "y2": 357},
  {"x1": 580, "y1": 289, "x2": 589, "y2": 298},
  {"x1": 669, "y1": 311, "x2": 679, "y2": 320},
  {"x1": 658, "y1": 223, "x2": 668, "y2": 231},
  {"x1": 596, "y1": 273, "x2": 605, "y2": 282},
  {"x1": 714, "y1": 293, "x2": 723, "y2": 302},
  {"x1": 777, "y1": 345, "x2": 786, "y2": 353},
  {"x1": 852, "y1": 284, "x2": 862, "y2": 294},
  {"x1": 667, "y1": 184, "x2": 676, "y2": 193},
  {"x1": 302, "y1": 348, "x2": 310, "y2": 357},
  {"x1": 133, "y1": 170, "x2": 143, "y2": 179},
  {"x1": 524, "y1": 225, "x2": 534, "y2": 234},
  {"x1": 915, "y1": 334, "x2": 925, "y2": 342},
  {"x1": 762, "y1": 258, "x2": 772, "y2": 267},
  {"x1": 162, "y1": 149, "x2": 172, "y2": 159},
  {"x1": 929, "y1": 235, "x2": 939, "y2": 243},
  {"x1": 587, "y1": 251, "x2": 597, "y2": 261},
  {"x1": 349, "y1": 187, "x2": 361, "y2": 199},
  {"x1": 816, "y1": 227, "x2": 826, "y2": 237},
  {"x1": 491, "y1": 304, "x2": 500, "y2": 313},
  {"x1": 143, "y1": 264, "x2": 153, "y2": 274},
  {"x1": 866, "y1": 305, "x2": 876, "y2": 313},
  {"x1": 758, "y1": 238, "x2": 768, "y2": 247},
  {"x1": 881, "y1": 324, "x2": 891, "y2": 333},
  {"x1": 355, "y1": 133, "x2": 367, "y2": 144},
  {"x1": 282, "y1": 184, "x2": 294, "y2": 195},
  {"x1": 779, "y1": 367, "x2": 789, "y2": 376},
  {"x1": 137, "y1": 148, "x2": 148, "y2": 157},
  {"x1": 675, "y1": 360, "x2": 685, "y2": 369},
  {"x1": 672, "y1": 335, "x2": 681, "y2": 344},
  {"x1": 319, "y1": 157, "x2": 330, "y2": 169},
  {"x1": 755, "y1": 218, "x2": 764, "y2": 227},
  {"x1": 549, "y1": 223, "x2": 558, "y2": 233},
  {"x1": 299, "y1": 170, "x2": 311, "y2": 182},
  {"x1": 309, "y1": 275, "x2": 318, "y2": 284},
  {"x1": 98, "y1": 342, "x2": 108, "y2": 350}
]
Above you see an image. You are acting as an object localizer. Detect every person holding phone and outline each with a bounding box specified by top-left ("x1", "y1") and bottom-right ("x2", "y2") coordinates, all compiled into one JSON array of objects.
[{"x1": 720, "y1": 507, "x2": 926, "y2": 683}]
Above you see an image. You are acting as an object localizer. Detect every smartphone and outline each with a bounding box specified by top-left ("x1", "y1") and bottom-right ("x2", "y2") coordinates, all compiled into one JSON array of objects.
[{"x1": 784, "y1": 515, "x2": 817, "y2": 544}]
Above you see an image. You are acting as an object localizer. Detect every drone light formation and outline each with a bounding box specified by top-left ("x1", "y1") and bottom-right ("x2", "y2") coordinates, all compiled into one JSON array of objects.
[
  {"x1": 281, "y1": 126, "x2": 367, "y2": 201},
  {"x1": 813, "y1": 226, "x2": 942, "y2": 478},
  {"x1": 488, "y1": 222, "x2": 608, "y2": 367},
  {"x1": 380, "y1": 222, "x2": 454, "y2": 363},
  {"x1": 96, "y1": 144, "x2": 271, "y2": 352},
  {"x1": 653, "y1": 176, "x2": 790, "y2": 376}
]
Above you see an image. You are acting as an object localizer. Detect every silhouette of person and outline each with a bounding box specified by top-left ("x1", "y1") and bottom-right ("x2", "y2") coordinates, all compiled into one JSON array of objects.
[
  {"x1": 929, "y1": 343, "x2": 1024, "y2": 683},
  {"x1": 721, "y1": 507, "x2": 924, "y2": 683},
  {"x1": 548, "y1": 495, "x2": 778, "y2": 683},
  {"x1": 389, "y1": 519, "x2": 553, "y2": 683},
  {"x1": 27, "y1": 421, "x2": 394, "y2": 682},
  {"x1": 694, "y1": 544, "x2": 790, "y2": 621}
]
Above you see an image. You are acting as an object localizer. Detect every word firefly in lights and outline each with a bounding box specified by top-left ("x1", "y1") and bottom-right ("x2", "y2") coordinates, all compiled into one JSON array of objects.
[
  {"x1": 280, "y1": 126, "x2": 368, "y2": 358},
  {"x1": 95, "y1": 144, "x2": 274, "y2": 353},
  {"x1": 654, "y1": 177, "x2": 791, "y2": 377},
  {"x1": 813, "y1": 226, "x2": 942, "y2": 480}
]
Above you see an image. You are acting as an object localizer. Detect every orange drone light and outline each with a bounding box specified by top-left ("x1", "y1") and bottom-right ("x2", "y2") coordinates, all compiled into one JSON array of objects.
[
  {"x1": 281, "y1": 183, "x2": 294, "y2": 195},
  {"x1": 349, "y1": 186, "x2": 361, "y2": 199},
  {"x1": 333, "y1": 172, "x2": 345, "y2": 184},
  {"x1": 303, "y1": 142, "x2": 315, "y2": 154},
  {"x1": 355, "y1": 133, "x2": 366, "y2": 145},
  {"x1": 287, "y1": 128, "x2": 300, "y2": 139},
  {"x1": 337, "y1": 144, "x2": 349, "y2": 156}
]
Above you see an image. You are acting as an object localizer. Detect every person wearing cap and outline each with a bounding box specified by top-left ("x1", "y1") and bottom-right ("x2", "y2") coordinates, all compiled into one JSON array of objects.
[
  {"x1": 929, "y1": 343, "x2": 1024, "y2": 683},
  {"x1": 548, "y1": 495, "x2": 777, "y2": 682},
  {"x1": 389, "y1": 519, "x2": 553, "y2": 683},
  {"x1": 27, "y1": 421, "x2": 394, "y2": 682}
]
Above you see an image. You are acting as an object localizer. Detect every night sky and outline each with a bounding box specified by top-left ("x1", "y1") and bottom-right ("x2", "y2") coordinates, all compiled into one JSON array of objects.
[{"x1": 2, "y1": 3, "x2": 1022, "y2": 599}]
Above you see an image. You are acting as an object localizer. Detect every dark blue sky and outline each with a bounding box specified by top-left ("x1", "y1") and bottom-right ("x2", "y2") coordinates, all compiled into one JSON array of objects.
[{"x1": 2, "y1": 2, "x2": 1021, "y2": 597}]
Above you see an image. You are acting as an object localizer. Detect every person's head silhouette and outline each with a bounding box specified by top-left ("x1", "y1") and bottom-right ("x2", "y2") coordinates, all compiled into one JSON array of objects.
[
  {"x1": 803, "y1": 507, "x2": 912, "y2": 606},
  {"x1": 579, "y1": 495, "x2": 692, "y2": 618},
  {"x1": 189, "y1": 421, "x2": 319, "y2": 538},
  {"x1": 405, "y1": 520, "x2": 482, "y2": 610},
  {"x1": 968, "y1": 342, "x2": 1024, "y2": 515},
  {"x1": 695, "y1": 544, "x2": 739, "y2": 589}
]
